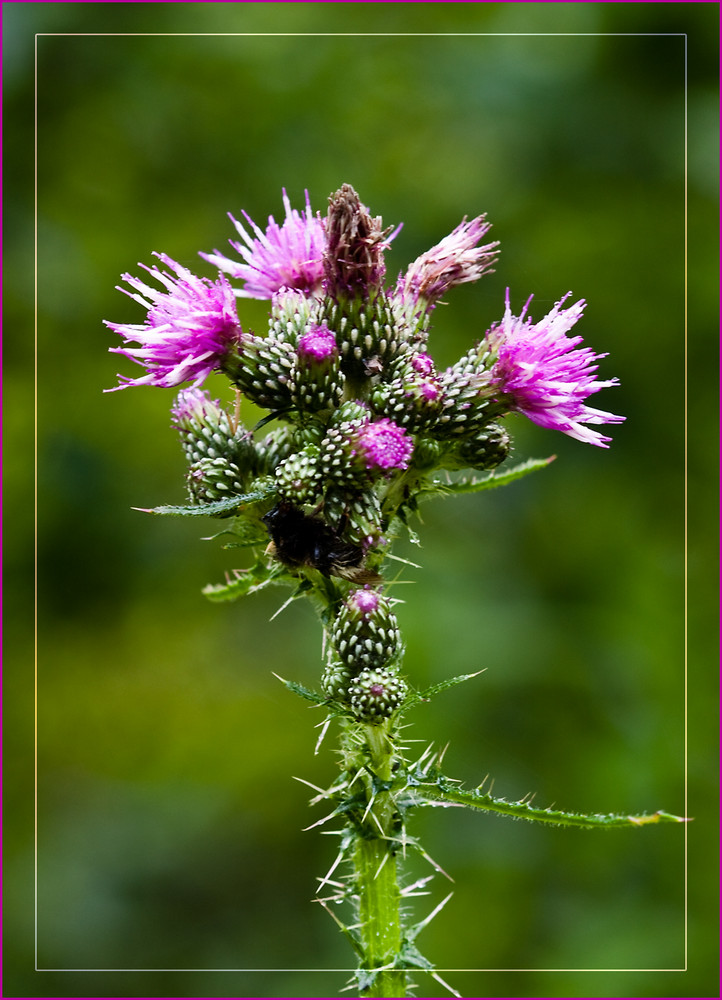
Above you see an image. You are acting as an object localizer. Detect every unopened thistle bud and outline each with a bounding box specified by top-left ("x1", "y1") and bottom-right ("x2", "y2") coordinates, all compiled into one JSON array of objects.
[
  {"x1": 171, "y1": 388, "x2": 240, "y2": 465},
  {"x1": 331, "y1": 588, "x2": 401, "y2": 670},
  {"x1": 254, "y1": 424, "x2": 298, "y2": 475},
  {"x1": 171, "y1": 388, "x2": 257, "y2": 496},
  {"x1": 321, "y1": 658, "x2": 355, "y2": 703},
  {"x1": 445, "y1": 422, "x2": 511, "y2": 471},
  {"x1": 323, "y1": 486, "x2": 383, "y2": 548},
  {"x1": 349, "y1": 667, "x2": 407, "y2": 722},
  {"x1": 434, "y1": 368, "x2": 494, "y2": 439},
  {"x1": 370, "y1": 353, "x2": 443, "y2": 432},
  {"x1": 225, "y1": 332, "x2": 296, "y2": 411},
  {"x1": 290, "y1": 324, "x2": 344, "y2": 412},
  {"x1": 275, "y1": 445, "x2": 323, "y2": 504},
  {"x1": 268, "y1": 288, "x2": 318, "y2": 344},
  {"x1": 186, "y1": 455, "x2": 248, "y2": 505}
]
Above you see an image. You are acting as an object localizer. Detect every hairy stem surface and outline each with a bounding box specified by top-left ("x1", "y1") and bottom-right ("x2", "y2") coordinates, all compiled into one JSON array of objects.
[{"x1": 350, "y1": 721, "x2": 407, "y2": 997}]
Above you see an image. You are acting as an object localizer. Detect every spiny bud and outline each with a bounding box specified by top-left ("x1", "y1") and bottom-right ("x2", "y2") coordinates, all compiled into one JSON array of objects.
[
  {"x1": 274, "y1": 445, "x2": 323, "y2": 504},
  {"x1": 434, "y1": 368, "x2": 494, "y2": 439},
  {"x1": 331, "y1": 588, "x2": 401, "y2": 670},
  {"x1": 290, "y1": 324, "x2": 345, "y2": 412},
  {"x1": 410, "y1": 436, "x2": 443, "y2": 471},
  {"x1": 330, "y1": 399, "x2": 371, "y2": 428},
  {"x1": 186, "y1": 456, "x2": 247, "y2": 504},
  {"x1": 321, "y1": 658, "x2": 355, "y2": 703},
  {"x1": 254, "y1": 424, "x2": 297, "y2": 474},
  {"x1": 323, "y1": 487, "x2": 383, "y2": 548},
  {"x1": 171, "y1": 388, "x2": 244, "y2": 464},
  {"x1": 171, "y1": 388, "x2": 257, "y2": 491},
  {"x1": 370, "y1": 352, "x2": 443, "y2": 432},
  {"x1": 268, "y1": 288, "x2": 318, "y2": 344},
  {"x1": 226, "y1": 332, "x2": 296, "y2": 411},
  {"x1": 445, "y1": 422, "x2": 511, "y2": 471},
  {"x1": 349, "y1": 668, "x2": 407, "y2": 722}
]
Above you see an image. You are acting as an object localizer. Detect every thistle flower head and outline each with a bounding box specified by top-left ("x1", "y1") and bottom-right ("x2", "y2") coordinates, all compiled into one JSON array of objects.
[
  {"x1": 104, "y1": 253, "x2": 242, "y2": 391},
  {"x1": 200, "y1": 189, "x2": 326, "y2": 299},
  {"x1": 352, "y1": 418, "x2": 413, "y2": 472},
  {"x1": 410, "y1": 353, "x2": 436, "y2": 377},
  {"x1": 348, "y1": 587, "x2": 381, "y2": 618},
  {"x1": 297, "y1": 324, "x2": 338, "y2": 364},
  {"x1": 487, "y1": 291, "x2": 625, "y2": 447},
  {"x1": 395, "y1": 215, "x2": 499, "y2": 311}
]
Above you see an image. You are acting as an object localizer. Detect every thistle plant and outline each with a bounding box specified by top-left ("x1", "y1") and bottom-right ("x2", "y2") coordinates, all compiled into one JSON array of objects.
[{"x1": 105, "y1": 184, "x2": 683, "y2": 997}]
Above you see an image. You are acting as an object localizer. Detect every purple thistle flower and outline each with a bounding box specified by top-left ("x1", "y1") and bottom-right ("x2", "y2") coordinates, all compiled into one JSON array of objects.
[
  {"x1": 487, "y1": 291, "x2": 625, "y2": 448},
  {"x1": 349, "y1": 587, "x2": 381, "y2": 618},
  {"x1": 200, "y1": 189, "x2": 326, "y2": 299},
  {"x1": 352, "y1": 418, "x2": 413, "y2": 471},
  {"x1": 410, "y1": 353, "x2": 436, "y2": 377},
  {"x1": 297, "y1": 324, "x2": 338, "y2": 363},
  {"x1": 104, "y1": 254, "x2": 242, "y2": 391},
  {"x1": 395, "y1": 215, "x2": 499, "y2": 311}
]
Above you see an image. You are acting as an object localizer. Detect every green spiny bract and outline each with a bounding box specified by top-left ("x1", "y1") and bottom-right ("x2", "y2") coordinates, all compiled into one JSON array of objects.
[
  {"x1": 186, "y1": 455, "x2": 248, "y2": 504},
  {"x1": 253, "y1": 424, "x2": 298, "y2": 475},
  {"x1": 323, "y1": 486, "x2": 383, "y2": 547},
  {"x1": 433, "y1": 367, "x2": 495, "y2": 438},
  {"x1": 171, "y1": 388, "x2": 261, "y2": 496},
  {"x1": 319, "y1": 293, "x2": 409, "y2": 381},
  {"x1": 444, "y1": 421, "x2": 512, "y2": 471},
  {"x1": 268, "y1": 288, "x2": 319, "y2": 345}
]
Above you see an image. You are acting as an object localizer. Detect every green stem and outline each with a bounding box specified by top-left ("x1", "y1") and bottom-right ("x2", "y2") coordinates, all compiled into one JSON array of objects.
[{"x1": 351, "y1": 721, "x2": 407, "y2": 998}]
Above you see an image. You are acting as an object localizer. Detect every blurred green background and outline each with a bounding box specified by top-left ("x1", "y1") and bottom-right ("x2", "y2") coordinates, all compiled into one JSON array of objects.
[{"x1": 5, "y1": 3, "x2": 717, "y2": 998}]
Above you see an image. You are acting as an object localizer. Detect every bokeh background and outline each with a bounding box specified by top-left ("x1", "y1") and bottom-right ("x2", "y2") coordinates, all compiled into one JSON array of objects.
[{"x1": 5, "y1": 3, "x2": 717, "y2": 998}]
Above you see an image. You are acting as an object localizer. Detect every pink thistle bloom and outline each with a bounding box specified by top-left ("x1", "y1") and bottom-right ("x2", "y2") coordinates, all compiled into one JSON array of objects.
[
  {"x1": 487, "y1": 291, "x2": 625, "y2": 448},
  {"x1": 104, "y1": 254, "x2": 242, "y2": 391},
  {"x1": 410, "y1": 353, "x2": 436, "y2": 377},
  {"x1": 297, "y1": 324, "x2": 338, "y2": 363},
  {"x1": 395, "y1": 215, "x2": 499, "y2": 310},
  {"x1": 353, "y1": 418, "x2": 414, "y2": 471},
  {"x1": 200, "y1": 189, "x2": 326, "y2": 299}
]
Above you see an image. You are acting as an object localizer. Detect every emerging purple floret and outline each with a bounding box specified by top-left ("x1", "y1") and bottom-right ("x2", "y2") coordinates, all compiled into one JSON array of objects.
[
  {"x1": 297, "y1": 324, "x2": 338, "y2": 363},
  {"x1": 200, "y1": 189, "x2": 326, "y2": 299},
  {"x1": 487, "y1": 291, "x2": 625, "y2": 448},
  {"x1": 353, "y1": 418, "x2": 414, "y2": 471},
  {"x1": 350, "y1": 588, "x2": 380, "y2": 617},
  {"x1": 410, "y1": 353, "x2": 436, "y2": 377},
  {"x1": 170, "y1": 386, "x2": 222, "y2": 425},
  {"x1": 104, "y1": 253, "x2": 241, "y2": 391}
]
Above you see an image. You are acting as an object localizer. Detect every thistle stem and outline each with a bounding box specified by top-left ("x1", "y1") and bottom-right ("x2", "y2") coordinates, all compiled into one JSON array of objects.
[{"x1": 351, "y1": 721, "x2": 407, "y2": 997}]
